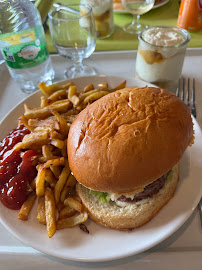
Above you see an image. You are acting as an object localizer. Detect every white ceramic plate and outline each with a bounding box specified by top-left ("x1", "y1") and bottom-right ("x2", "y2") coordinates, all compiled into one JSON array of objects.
[
  {"x1": 0, "y1": 75, "x2": 201, "y2": 262},
  {"x1": 114, "y1": 0, "x2": 170, "y2": 13}
]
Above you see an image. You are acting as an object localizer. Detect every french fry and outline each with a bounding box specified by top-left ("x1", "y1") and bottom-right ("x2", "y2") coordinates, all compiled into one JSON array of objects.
[
  {"x1": 81, "y1": 83, "x2": 94, "y2": 93},
  {"x1": 36, "y1": 165, "x2": 46, "y2": 196},
  {"x1": 24, "y1": 99, "x2": 72, "y2": 119},
  {"x1": 79, "y1": 89, "x2": 100, "y2": 103},
  {"x1": 62, "y1": 108, "x2": 80, "y2": 117},
  {"x1": 45, "y1": 168, "x2": 57, "y2": 188},
  {"x1": 50, "y1": 165, "x2": 62, "y2": 179},
  {"x1": 58, "y1": 206, "x2": 76, "y2": 219},
  {"x1": 45, "y1": 187, "x2": 56, "y2": 238},
  {"x1": 42, "y1": 145, "x2": 55, "y2": 160},
  {"x1": 38, "y1": 82, "x2": 63, "y2": 96},
  {"x1": 54, "y1": 163, "x2": 71, "y2": 205},
  {"x1": 14, "y1": 131, "x2": 49, "y2": 151},
  {"x1": 62, "y1": 115, "x2": 76, "y2": 124},
  {"x1": 57, "y1": 202, "x2": 65, "y2": 212},
  {"x1": 37, "y1": 196, "x2": 46, "y2": 224},
  {"x1": 48, "y1": 89, "x2": 67, "y2": 103},
  {"x1": 18, "y1": 192, "x2": 36, "y2": 221},
  {"x1": 82, "y1": 91, "x2": 109, "y2": 106},
  {"x1": 24, "y1": 103, "x2": 31, "y2": 112},
  {"x1": 69, "y1": 95, "x2": 80, "y2": 106},
  {"x1": 112, "y1": 80, "x2": 126, "y2": 91},
  {"x1": 98, "y1": 82, "x2": 108, "y2": 91},
  {"x1": 19, "y1": 115, "x2": 34, "y2": 132},
  {"x1": 43, "y1": 157, "x2": 65, "y2": 169},
  {"x1": 40, "y1": 96, "x2": 48, "y2": 107},
  {"x1": 61, "y1": 82, "x2": 74, "y2": 90},
  {"x1": 56, "y1": 212, "x2": 88, "y2": 230},
  {"x1": 64, "y1": 197, "x2": 84, "y2": 213},
  {"x1": 28, "y1": 118, "x2": 60, "y2": 130},
  {"x1": 60, "y1": 174, "x2": 77, "y2": 203},
  {"x1": 68, "y1": 85, "x2": 77, "y2": 98},
  {"x1": 51, "y1": 110, "x2": 69, "y2": 136},
  {"x1": 68, "y1": 85, "x2": 80, "y2": 106},
  {"x1": 50, "y1": 139, "x2": 65, "y2": 149}
]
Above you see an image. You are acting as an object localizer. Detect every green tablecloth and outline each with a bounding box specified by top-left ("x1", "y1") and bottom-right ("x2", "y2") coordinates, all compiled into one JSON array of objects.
[{"x1": 35, "y1": 0, "x2": 202, "y2": 52}]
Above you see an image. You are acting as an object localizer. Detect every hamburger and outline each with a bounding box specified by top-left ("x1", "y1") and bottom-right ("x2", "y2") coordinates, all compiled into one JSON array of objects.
[{"x1": 67, "y1": 86, "x2": 194, "y2": 230}]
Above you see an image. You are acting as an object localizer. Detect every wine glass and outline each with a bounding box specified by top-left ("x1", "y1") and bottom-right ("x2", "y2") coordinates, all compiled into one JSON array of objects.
[
  {"x1": 48, "y1": 4, "x2": 97, "y2": 78},
  {"x1": 122, "y1": 0, "x2": 155, "y2": 34}
]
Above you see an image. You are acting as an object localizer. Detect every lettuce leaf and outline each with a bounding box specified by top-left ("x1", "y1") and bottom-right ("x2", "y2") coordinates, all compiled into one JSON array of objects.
[
  {"x1": 89, "y1": 190, "x2": 110, "y2": 203},
  {"x1": 167, "y1": 170, "x2": 173, "y2": 180}
]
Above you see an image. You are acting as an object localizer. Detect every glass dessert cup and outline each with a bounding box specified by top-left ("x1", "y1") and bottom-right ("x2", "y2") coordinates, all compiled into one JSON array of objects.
[{"x1": 135, "y1": 26, "x2": 191, "y2": 93}]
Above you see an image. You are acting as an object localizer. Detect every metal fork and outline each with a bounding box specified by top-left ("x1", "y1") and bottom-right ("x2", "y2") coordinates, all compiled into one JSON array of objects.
[
  {"x1": 176, "y1": 78, "x2": 202, "y2": 228},
  {"x1": 176, "y1": 77, "x2": 196, "y2": 118}
]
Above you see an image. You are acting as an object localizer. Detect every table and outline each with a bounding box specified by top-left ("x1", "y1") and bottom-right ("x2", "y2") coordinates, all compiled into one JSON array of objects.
[
  {"x1": 0, "y1": 48, "x2": 201, "y2": 269},
  {"x1": 35, "y1": 0, "x2": 202, "y2": 52}
]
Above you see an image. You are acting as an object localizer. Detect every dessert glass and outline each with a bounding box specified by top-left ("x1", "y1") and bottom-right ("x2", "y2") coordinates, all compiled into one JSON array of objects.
[
  {"x1": 135, "y1": 26, "x2": 191, "y2": 93},
  {"x1": 81, "y1": 0, "x2": 114, "y2": 39}
]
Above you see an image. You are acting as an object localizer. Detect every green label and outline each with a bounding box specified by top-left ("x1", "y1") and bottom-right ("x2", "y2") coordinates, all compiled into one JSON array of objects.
[{"x1": 0, "y1": 25, "x2": 49, "y2": 69}]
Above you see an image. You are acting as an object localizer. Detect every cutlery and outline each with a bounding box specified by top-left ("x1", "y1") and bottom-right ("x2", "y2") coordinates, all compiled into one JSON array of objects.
[
  {"x1": 176, "y1": 77, "x2": 196, "y2": 118},
  {"x1": 198, "y1": 198, "x2": 202, "y2": 228},
  {"x1": 176, "y1": 78, "x2": 201, "y2": 228}
]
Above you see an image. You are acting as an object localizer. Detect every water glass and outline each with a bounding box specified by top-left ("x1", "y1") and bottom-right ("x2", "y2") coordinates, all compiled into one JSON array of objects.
[
  {"x1": 48, "y1": 4, "x2": 96, "y2": 78},
  {"x1": 121, "y1": 0, "x2": 155, "y2": 34}
]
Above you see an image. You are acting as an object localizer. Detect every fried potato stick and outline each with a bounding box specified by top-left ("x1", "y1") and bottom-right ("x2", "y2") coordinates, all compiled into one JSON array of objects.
[
  {"x1": 37, "y1": 196, "x2": 46, "y2": 224},
  {"x1": 54, "y1": 163, "x2": 71, "y2": 205},
  {"x1": 18, "y1": 192, "x2": 36, "y2": 221},
  {"x1": 56, "y1": 212, "x2": 88, "y2": 230},
  {"x1": 45, "y1": 187, "x2": 56, "y2": 238}
]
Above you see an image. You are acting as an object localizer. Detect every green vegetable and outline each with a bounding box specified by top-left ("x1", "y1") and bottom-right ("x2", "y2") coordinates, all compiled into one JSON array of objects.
[
  {"x1": 89, "y1": 190, "x2": 110, "y2": 203},
  {"x1": 167, "y1": 170, "x2": 173, "y2": 180}
]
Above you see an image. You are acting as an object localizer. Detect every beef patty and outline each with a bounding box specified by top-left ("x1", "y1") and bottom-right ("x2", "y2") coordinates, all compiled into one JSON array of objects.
[{"x1": 118, "y1": 171, "x2": 170, "y2": 203}]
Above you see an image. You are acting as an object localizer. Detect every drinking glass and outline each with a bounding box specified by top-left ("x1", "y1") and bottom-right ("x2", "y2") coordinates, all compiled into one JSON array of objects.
[
  {"x1": 121, "y1": 0, "x2": 155, "y2": 34},
  {"x1": 48, "y1": 4, "x2": 96, "y2": 78}
]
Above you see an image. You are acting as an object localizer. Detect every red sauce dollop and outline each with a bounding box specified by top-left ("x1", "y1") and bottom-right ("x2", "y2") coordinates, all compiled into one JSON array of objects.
[{"x1": 0, "y1": 124, "x2": 37, "y2": 210}]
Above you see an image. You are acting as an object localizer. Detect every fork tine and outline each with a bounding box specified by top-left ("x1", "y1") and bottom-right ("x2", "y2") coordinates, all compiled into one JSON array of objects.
[
  {"x1": 192, "y1": 78, "x2": 196, "y2": 118},
  {"x1": 186, "y1": 78, "x2": 190, "y2": 108},
  {"x1": 181, "y1": 77, "x2": 185, "y2": 102},
  {"x1": 176, "y1": 79, "x2": 180, "y2": 97}
]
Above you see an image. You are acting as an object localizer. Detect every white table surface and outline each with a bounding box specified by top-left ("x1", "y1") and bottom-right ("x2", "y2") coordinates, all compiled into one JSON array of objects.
[{"x1": 0, "y1": 49, "x2": 201, "y2": 270}]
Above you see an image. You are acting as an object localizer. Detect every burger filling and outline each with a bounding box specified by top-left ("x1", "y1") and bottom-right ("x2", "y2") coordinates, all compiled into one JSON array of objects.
[{"x1": 89, "y1": 170, "x2": 173, "y2": 206}]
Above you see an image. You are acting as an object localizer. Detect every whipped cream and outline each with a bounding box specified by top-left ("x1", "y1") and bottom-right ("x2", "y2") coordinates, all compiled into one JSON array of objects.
[{"x1": 143, "y1": 27, "x2": 186, "y2": 47}]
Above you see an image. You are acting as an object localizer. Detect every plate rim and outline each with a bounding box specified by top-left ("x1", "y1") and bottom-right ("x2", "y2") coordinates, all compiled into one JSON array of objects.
[{"x1": 0, "y1": 75, "x2": 201, "y2": 262}]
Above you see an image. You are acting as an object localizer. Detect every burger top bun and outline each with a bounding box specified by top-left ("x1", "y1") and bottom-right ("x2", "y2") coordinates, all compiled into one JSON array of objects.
[{"x1": 67, "y1": 86, "x2": 194, "y2": 193}]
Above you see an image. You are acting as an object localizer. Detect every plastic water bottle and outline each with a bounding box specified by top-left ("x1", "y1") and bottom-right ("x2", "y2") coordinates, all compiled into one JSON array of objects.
[{"x1": 0, "y1": 0, "x2": 55, "y2": 94}]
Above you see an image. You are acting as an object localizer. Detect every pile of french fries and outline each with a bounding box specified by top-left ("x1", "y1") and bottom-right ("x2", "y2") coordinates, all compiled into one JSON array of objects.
[{"x1": 15, "y1": 79, "x2": 126, "y2": 238}]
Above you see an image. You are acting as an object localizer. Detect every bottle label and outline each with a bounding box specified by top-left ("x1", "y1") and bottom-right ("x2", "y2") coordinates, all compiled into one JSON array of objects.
[{"x1": 0, "y1": 25, "x2": 49, "y2": 69}]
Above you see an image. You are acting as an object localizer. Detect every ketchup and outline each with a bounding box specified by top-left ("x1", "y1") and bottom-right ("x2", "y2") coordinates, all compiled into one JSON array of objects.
[{"x1": 0, "y1": 124, "x2": 37, "y2": 210}]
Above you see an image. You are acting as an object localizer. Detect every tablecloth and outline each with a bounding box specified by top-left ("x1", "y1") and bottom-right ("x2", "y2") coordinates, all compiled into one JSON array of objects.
[{"x1": 35, "y1": 0, "x2": 202, "y2": 52}]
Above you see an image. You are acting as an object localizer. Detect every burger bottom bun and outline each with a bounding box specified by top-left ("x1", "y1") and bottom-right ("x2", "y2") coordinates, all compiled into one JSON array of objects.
[{"x1": 76, "y1": 164, "x2": 179, "y2": 230}]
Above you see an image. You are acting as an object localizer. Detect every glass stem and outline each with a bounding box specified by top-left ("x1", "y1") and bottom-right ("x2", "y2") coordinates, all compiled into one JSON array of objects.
[
  {"x1": 132, "y1": 14, "x2": 140, "y2": 26},
  {"x1": 74, "y1": 58, "x2": 84, "y2": 71}
]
